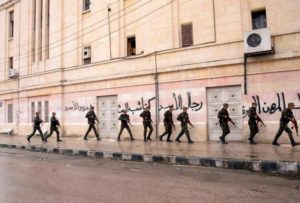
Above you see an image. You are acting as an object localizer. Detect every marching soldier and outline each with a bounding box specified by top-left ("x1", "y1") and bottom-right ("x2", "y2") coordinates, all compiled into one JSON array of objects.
[
  {"x1": 27, "y1": 112, "x2": 44, "y2": 142},
  {"x1": 83, "y1": 106, "x2": 101, "y2": 141},
  {"x1": 117, "y1": 110, "x2": 135, "y2": 141},
  {"x1": 248, "y1": 103, "x2": 260, "y2": 145},
  {"x1": 44, "y1": 112, "x2": 62, "y2": 142},
  {"x1": 159, "y1": 105, "x2": 175, "y2": 142},
  {"x1": 218, "y1": 103, "x2": 235, "y2": 144},
  {"x1": 272, "y1": 102, "x2": 299, "y2": 147},
  {"x1": 175, "y1": 107, "x2": 194, "y2": 144},
  {"x1": 140, "y1": 106, "x2": 153, "y2": 142}
]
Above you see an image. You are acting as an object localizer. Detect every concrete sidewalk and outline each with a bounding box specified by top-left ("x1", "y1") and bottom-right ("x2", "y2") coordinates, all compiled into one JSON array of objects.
[{"x1": 1, "y1": 134, "x2": 300, "y2": 175}]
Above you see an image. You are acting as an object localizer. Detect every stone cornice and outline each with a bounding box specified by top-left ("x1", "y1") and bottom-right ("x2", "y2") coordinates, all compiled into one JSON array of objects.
[{"x1": 0, "y1": 0, "x2": 20, "y2": 11}]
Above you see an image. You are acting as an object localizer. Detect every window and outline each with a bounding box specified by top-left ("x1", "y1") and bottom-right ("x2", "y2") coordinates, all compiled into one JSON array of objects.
[
  {"x1": 45, "y1": 101, "x2": 49, "y2": 122},
  {"x1": 83, "y1": 46, "x2": 91, "y2": 65},
  {"x1": 7, "y1": 104, "x2": 13, "y2": 123},
  {"x1": 83, "y1": 0, "x2": 91, "y2": 11},
  {"x1": 9, "y1": 10, "x2": 14, "y2": 38},
  {"x1": 251, "y1": 9, "x2": 267, "y2": 30},
  {"x1": 181, "y1": 23, "x2": 193, "y2": 47},
  {"x1": 9, "y1": 57, "x2": 13, "y2": 69},
  {"x1": 127, "y1": 36, "x2": 136, "y2": 56},
  {"x1": 31, "y1": 102, "x2": 35, "y2": 122}
]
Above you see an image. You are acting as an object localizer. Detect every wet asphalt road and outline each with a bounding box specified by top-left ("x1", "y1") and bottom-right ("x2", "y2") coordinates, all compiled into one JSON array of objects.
[{"x1": 0, "y1": 148, "x2": 299, "y2": 203}]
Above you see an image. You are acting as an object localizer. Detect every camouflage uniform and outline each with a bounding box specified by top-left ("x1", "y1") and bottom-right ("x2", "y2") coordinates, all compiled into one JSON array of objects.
[
  {"x1": 272, "y1": 109, "x2": 298, "y2": 146},
  {"x1": 248, "y1": 107, "x2": 259, "y2": 143},
  {"x1": 140, "y1": 110, "x2": 153, "y2": 141},
  {"x1": 218, "y1": 108, "x2": 231, "y2": 141},
  {"x1": 84, "y1": 110, "x2": 100, "y2": 140},
  {"x1": 159, "y1": 110, "x2": 174, "y2": 141},
  {"x1": 118, "y1": 113, "x2": 134, "y2": 141},
  {"x1": 27, "y1": 116, "x2": 44, "y2": 142},
  {"x1": 45, "y1": 115, "x2": 62, "y2": 141},
  {"x1": 175, "y1": 112, "x2": 193, "y2": 143}
]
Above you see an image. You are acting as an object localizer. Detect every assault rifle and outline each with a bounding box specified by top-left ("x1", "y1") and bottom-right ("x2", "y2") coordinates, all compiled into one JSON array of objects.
[
  {"x1": 291, "y1": 118, "x2": 299, "y2": 136},
  {"x1": 256, "y1": 115, "x2": 266, "y2": 128}
]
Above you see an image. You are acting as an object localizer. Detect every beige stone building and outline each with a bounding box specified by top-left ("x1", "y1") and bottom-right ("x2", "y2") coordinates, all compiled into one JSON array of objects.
[{"x1": 0, "y1": 0, "x2": 299, "y2": 143}]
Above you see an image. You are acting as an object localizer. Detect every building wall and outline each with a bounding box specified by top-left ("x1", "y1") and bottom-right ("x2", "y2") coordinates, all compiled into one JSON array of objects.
[{"x1": 0, "y1": 0, "x2": 299, "y2": 143}]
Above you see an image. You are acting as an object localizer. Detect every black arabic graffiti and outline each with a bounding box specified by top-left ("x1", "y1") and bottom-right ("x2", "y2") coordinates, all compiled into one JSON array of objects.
[
  {"x1": 118, "y1": 92, "x2": 203, "y2": 114},
  {"x1": 242, "y1": 92, "x2": 300, "y2": 117},
  {"x1": 65, "y1": 101, "x2": 91, "y2": 112}
]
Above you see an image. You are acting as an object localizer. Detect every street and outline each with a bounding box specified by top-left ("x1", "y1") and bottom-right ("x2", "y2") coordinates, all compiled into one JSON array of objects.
[{"x1": 0, "y1": 148, "x2": 299, "y2": 203}]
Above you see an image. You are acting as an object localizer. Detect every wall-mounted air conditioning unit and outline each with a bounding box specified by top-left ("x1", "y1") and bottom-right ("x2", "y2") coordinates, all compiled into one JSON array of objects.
[
  {"x1": 244, "y1": 28, "x2": 272, "y2": 54},
  {"x1": 8, "y1": 68, "x2": 19, "y2": 79},
  {"x1": 83, "y1": 47, "x2": 91, "y2": 59}
]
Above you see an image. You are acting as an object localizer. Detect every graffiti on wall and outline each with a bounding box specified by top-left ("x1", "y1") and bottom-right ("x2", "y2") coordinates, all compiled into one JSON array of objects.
[
  {"x1": 242, "y1": 92, "x2": 300, "y2": 117},
  {"x1": 118, "y1": 92, "x2": 203, "y2": 114},
  {"x1": 65, "y1": 101, "x2": 91, "y2": 112}
]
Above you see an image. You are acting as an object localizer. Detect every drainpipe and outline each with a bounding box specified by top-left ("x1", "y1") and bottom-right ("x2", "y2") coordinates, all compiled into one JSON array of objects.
[
  {"x1": 244, "y1": 54, "x2": 248, "y2": 95},
  {"x1": 154, "y1": 52, "x2": 160, "y2": 138},
  {"x1": 107, "y1": 3, "x2": 112, "y2": 60}
]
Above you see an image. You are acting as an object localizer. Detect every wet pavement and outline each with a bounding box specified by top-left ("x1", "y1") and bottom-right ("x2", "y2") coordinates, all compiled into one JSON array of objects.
[
  {"x1": 0, "y1": 148, "x2": 299, "y2": 203},
  {"x1": 0, "y1": 134, "x2": 300, "y2": 162}
]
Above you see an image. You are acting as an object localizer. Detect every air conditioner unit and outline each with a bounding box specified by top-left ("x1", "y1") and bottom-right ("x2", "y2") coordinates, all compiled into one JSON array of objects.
[
  {"x1": 8, "y1": 68, "x2": 19, "y2": 79},
  {"x1": 83, "y1": 47, "x2": 91, "y2": 59},
  {"x1": 244, "y1": 28, "x2": 272, "y2": 54}
]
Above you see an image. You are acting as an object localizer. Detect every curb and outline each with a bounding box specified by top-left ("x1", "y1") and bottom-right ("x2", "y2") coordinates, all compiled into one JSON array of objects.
[{"x1": 1, "y1": 143, "x2": 299, "y2": 175}]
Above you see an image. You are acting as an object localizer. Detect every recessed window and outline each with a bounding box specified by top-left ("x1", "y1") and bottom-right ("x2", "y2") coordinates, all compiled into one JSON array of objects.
[
  {"x1": 9, "y1": 57, "x2": 13, "y2": 69},
  {"x1": 83, "y1": 46, "x2": 91, "y2": 65},
  {"x1": 251, "y1": 9, "x2": 267, "y2": 30},
  {"x1": 127, "y1": 36, "x2": 136, "y2": 56},
  {"x1": 9, "y1": 10, "x2": 14, "y2": 38},
  {"x1": 7, "y1": 104, "x2": 13, "y2": 123},
  {"x1": 181, "y1": 23, "x2": 193, "y2": 47},
  {"x1": 83, "y1": 0, "x2": 91, "y2": 11}
]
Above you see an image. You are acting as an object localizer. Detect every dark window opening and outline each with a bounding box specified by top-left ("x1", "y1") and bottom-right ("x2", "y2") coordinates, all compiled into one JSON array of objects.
[
  {"x1": 9, "y1": 11, "x2": 14, "y2": 38},
  {"x1": 7, "y1": 104, "x2": 13, "y2": 123},
  {"x1": 9, "y1": 57, "x2": 13, "y2": 69},
  {"x1": 127, "y1": 36, "x2": 136, "y2": 56},
  {"x1": 31, "y1": 102, "x2": 35, "y2": 122},
  {"x1": 83, "y1": 0, "x2": 91, "y2": 11},
  {"x1": 181, "y1": 23, "x2": 193, "y2": 47},
  {"x1": 251, "y1": 9, "x2": 267, "y2": 30},
  {"x1": 45, "y1": 101, "x2": 49, "y2": 122}
]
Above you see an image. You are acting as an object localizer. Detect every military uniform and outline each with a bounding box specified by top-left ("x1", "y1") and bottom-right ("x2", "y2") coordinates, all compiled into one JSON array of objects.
[
  {"x1": 272, "y1": 109, "x2": 299, "y2": 146},
  {"x1": 83, "y1": 110, "x2": 100, "y2": 140},
  {"x1": 248, "y1": 107, "x2": 259, "y2": 144},
  {"x1": 45, "y1": 116, "x2": 62, "y2": 142},
  {"x1": 218, "y1": 108, "x2": 232, "y2": 143},
  {"x1": 175, "y1": 111, "x2": 194, "y2": 143},
  {"x1": 140, "y1": 110, "x2": 153, "y2": 141},
  {"x1": 118, "y1": 113, "x2": 134, "y2": 141},
  {"x1": 159, "y1": 110, "x2": 174, "y2": 142},
  {"x1": 27, "y1": 116, "x2": 44, "y2": 142}
]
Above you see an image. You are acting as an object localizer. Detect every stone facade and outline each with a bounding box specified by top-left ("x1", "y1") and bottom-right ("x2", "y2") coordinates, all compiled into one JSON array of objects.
[{"x1": 0, "y1": 0, "x2": 299, "y2": 143}]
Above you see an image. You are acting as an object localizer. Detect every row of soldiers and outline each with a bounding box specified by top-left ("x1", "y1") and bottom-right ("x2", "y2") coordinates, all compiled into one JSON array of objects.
[{"x1": 26, "y1": 102, "x2": 299, "y2": 147}]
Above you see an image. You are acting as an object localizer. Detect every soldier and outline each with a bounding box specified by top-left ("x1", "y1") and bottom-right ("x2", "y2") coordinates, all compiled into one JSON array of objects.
[
  {"x1": 175, "y1": 107, "x2": 194, "y2": 143},
  {"x1": 83, "y1": 106, "x2": 101, "y2": 141},
  {"x1": 27, "y1": 112, "x2": 44, "y2": 142},
  {"x1": 248, "y1": 103, "x2": 259, "y2": 145},
  {"x1": 140, "y1": 106, "x2": 153, "y2": 142},
  {"x1": 218, "y1": 103, "x2": 235, "y2": 144},
  {"x1": 272, "y1": 102, "x2": 299, "y2": 147},
  {"x1": 44, "y1": 112, "x2": 62, "y2": 142},
  {"x1": 117, "y1": 110, "x2": 135, "y2": 141},
  {"x1": 159, "y1": 105, "x2": 175, "y2": 142}
]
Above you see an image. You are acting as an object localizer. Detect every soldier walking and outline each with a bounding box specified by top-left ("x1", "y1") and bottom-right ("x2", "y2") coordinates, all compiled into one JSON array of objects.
[
  {"x1": 247, "y1": 102, "x2": 265, "y2": 145},
  {"x1": 175, "y1": 107, "x2": 194, "y2": 143},
  {"x1": 218, "y1": 103, "x2": 235, "y2": 144},
  {"x1": 27, "y1": 112, "x2": 44, "y2": 142},
  {"x1": 272, "y1": 102, "x2": 299, "y2": 147},
  {"x1": 83, "y1": 106, "x2": 101, "y2": 141},
  {"x1": 117, "y1": 110, "x2": 135, "y2": 141},
  {"x1": 44, "y1": 112, "x2": 62, "y2": 142},
  {"x1": 159, "y1": 105, "x2": 175, "y2": 142},
  {"x1": 140, "y1": 106, "x2": 153, "y2": 142}
]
